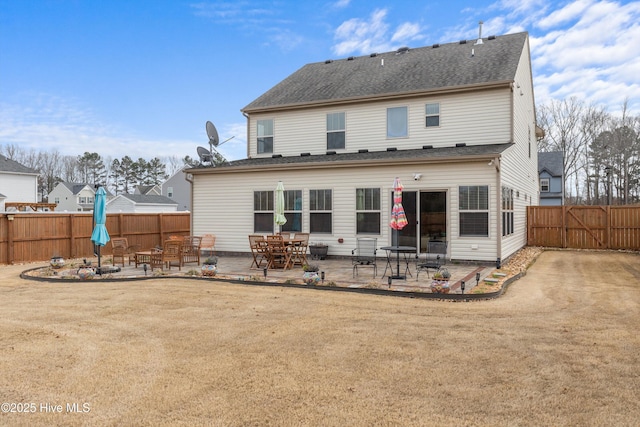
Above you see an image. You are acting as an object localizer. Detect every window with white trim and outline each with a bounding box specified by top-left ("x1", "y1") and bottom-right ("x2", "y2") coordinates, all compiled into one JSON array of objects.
[
  {"x1": 167, "y1": 187, "x2": 173, "y2": 198},
  {"x1": 356, "y1": 188, "x2": 380, "y2": 234},
  {"x1": 425, "y1": 103, "x2": 440, "y2": 127},
  {"x1": 257, "y1": 119, "x2": 273, "y2": 154},
  {"x1": 327, "y1": 112, "x2": 345, "y2": 150},
  {"x1": 282, "y1": 190, "x2": 303, "y2": 232},
  {"x1": 387, "y1": 106, "x2": 408, "y2": 138},
  {"x1": 309, "y1": 189, "x2": 332, "y2": 233},
  {"x1": 502, "y1": 186, "x2": 514, "y2": 237},
  {"x1": 253, "y1": 190, "x2": 273, "y2": 233},
  {"x1": 459, "y1": 185, "x2": 489, "y2": 237},
  {"x1": 540, "y1": 178, "x2": 550, "y2": 192}
]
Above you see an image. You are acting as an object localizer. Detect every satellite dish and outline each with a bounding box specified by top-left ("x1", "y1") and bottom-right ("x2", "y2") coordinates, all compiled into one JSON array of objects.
[
  {"x1": 197, "y1": 146, "x2": 214, "y2": 165},
  {"x1": 206, "y1": 121, "x2": 219, "y2": 147}
]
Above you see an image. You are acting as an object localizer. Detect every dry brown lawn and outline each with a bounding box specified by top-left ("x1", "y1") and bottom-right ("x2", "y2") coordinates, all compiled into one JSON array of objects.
[{"x1": 1, "y1": 250, "x2": 639, "y2": 426}]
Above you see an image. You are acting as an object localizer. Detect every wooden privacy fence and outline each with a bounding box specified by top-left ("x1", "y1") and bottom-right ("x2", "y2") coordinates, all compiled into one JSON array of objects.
[
  {"x1": 0, "y1": 212, "x2": 190, "y2": 265},
  {"x1": 527, "y1": 205, "x2": 640, "y2": 250}
]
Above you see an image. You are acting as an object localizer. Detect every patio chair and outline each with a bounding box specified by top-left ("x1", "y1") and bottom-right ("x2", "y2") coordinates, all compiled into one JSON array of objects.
[
  {"x1": 292, "y1": 232, "x2": 310, "y2": 266},
  {"x1": 416, "y1": 240, "x2": 448, "y2": 280},
  {"x1": 182, "y1": 236, "x2": 201, "y2": 266},
  {"x1": 111, "y1": 237, "x2": 140, "y2": 267},
  {"x1": 159, "y1": 239, "x2": 183, "y2": 270},
  {"x1": 200, "y1": 234, "x2": 216, "y2": 257},
  {"x1": 266, "y1": 234, "x2": 292, "y2": 270},
  {"x1": 352, "y1": 237, "x2": 377, "y2": 278},
  {"x1": 249, "y1": 235, "x2": 268, "y2": 268}
]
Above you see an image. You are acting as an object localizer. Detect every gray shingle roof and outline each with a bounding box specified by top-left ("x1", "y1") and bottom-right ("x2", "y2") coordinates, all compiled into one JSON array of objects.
[
  {"x1": 121, "y1": 194, "x2": 177, "y2": 205},
  {"x1": 0, "y1": 154, "x2": 39, "y2": 174},
  {"x1": 189, "y1": 143, "x2": 513, "y2": 172},
  {"x1": 243, "y1": 32, "x2": 527, "y2": 112},
  {"x1": 538, "y1": 151, "x2": 564, "y2": 176}
]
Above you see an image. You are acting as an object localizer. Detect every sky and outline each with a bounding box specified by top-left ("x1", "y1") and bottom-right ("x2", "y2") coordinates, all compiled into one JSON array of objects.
[{"x1": 1, "y1": 0, "x2": 639, "y2": 163}]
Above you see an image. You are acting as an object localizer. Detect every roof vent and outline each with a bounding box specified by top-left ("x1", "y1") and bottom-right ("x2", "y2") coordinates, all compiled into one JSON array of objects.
[
  {"x1": 386, "y1": 147, "x2": 397, "y2": 152},
  {"x1": 456, "y1": 143, "x2": 467, "y2": 147},
  {"x1": 358, "y1": 149, "x2": 369, "y2": 153},
  {"x1": 432, "y1": 44, "x2": 440, "y2": 49},
  {"x1": 300, "y1": 152, "x2": 311, "y2": 157},
  {"x1": 396, "y1": 46, "x2": 409, "y2": 54},
  {"x1": 475, "y1": 21, "x2": 484, "y2": 45},
  {"x1": 459, "y1": 40, "x2": 467, "y2": 44},
  {"x1": 272, "y1": 154, "x2": 283, "y2": 158},
  {"x1": 488, "y1": 35, "x2": 496, "y2": 40},
  {"x1": 324, "y1": 59, "x2": 333, "y2": 64},
  {"x1": 347, "y1": 56, "x2": 355, "y2": 60},
  {"x1": 423, "y1": 145, "x2": 433, "y2": 149},
  {"x1": 326, "y1": 150, "x2": 336, "y2": 155},
  {"x1": 369, "y1": 52, "x2": 377, "y2": 57}
]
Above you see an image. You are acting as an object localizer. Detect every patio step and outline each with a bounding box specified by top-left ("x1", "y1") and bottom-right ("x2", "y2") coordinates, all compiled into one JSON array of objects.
[
  {"x1": 492, "y1": 272, "x2": 507, "y2": 278},
  {"x1": 483, "y1": 277, "x2": 500, "y2": 284}
]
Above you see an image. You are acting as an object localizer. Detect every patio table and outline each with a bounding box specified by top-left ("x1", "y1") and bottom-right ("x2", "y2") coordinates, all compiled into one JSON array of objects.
[{"x1": 381, "y1": 245, "x2": 416, "y2": 280}]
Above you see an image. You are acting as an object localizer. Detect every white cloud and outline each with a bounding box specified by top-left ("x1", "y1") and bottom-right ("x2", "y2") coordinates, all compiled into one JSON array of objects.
[{"x1": 332, "y1": 8, "x2": 424, "y2": 56}]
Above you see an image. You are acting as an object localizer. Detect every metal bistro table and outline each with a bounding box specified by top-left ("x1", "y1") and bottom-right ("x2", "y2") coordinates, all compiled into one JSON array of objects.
[{"x1": 381, "y1": 245, "x2": 416, "y2": 280}]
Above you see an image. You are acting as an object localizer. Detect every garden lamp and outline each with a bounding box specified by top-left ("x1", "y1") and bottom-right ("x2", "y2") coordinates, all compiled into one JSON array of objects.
[
  {"x1": 321, "y1": 271, "x2": 325, "y2": 285},
  {"x1": 461, "y1": 280, "x2": 465, "y2": 294},
  {"x1": 143, "y1": 264, "x2": 148, "y2": 276},
  {"x1": 388, "y1": 276, "x2": 392, "y2": 288},
  {"x1": 263, "y1": 267, "x2": 267, "y2": 279},
  {"x1": 476, "y1": 272, "x2": 480, "y2": 286}
]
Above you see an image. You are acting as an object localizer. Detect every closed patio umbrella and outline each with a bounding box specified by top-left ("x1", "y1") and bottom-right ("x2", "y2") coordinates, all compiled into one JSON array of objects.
[
  {"x1": 274, "y1": 181, "x2": 287, "y2": 232},
  {"x1": 389, "y1": 177, "x2": 408, "y2": 278},
  {"x1": 91, "y1": 186, "x2": 110, "y2": 274}
]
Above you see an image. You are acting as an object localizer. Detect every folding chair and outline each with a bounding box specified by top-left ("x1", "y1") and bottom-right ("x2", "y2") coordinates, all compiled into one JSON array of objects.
[
  {"x1": 416, "y1": 241, "x2": 448, "y2": 280},
  {"x1": 352, "y1": 237, "x2": 378, "y2": 277}
]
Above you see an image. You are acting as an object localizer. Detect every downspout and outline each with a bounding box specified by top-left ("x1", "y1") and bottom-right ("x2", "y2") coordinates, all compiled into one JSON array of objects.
[
  {"x1": 494, "y1": 156, "x2": 502, "y2": 267},
  {"x1": 242, "y1": 111, "x2": 251, "y2": 158},
  {"x1": 185, "y1": 171, "x2": 194, "y2": 233}
]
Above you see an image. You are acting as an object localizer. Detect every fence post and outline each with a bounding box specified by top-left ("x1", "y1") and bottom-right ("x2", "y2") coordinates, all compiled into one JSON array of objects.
[{"x1": 7, "y1": 215, "x2": 14, "y2": 265}]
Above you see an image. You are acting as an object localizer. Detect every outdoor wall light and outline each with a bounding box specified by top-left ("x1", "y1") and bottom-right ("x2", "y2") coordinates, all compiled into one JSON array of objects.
[
  {"x1": 461, "y1": 280, "x2": 465, "y2": 294},
  {"x1": 476, "y1": 272, "x2": 480, "y2": 287}
]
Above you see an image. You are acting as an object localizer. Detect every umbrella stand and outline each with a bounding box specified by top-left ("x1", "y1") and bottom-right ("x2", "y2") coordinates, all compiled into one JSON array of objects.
[{"x1": 391, "y1": 228, "x2": 405, "y2": 280}]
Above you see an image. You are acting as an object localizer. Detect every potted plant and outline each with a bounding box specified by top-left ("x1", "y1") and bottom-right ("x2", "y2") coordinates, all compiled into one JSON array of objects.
[
  {"x1": 77, "y1": 260, "x2": 96, "y2": 280},
  {"x1": 430, "y1": 268, "x2": 450, "y2": 293},
  {"x1": 50, "y1": 255, "x2": 65, "y2": 269},
  {"x1": 201, "y1": 256, "x2": 218, "y2": 277},
  {"x1": 308, "y1": 242, "x2": 328, "y2": 260},
  {"x1": 302, "y1": 264, "x2": 321, "y2": 285}
]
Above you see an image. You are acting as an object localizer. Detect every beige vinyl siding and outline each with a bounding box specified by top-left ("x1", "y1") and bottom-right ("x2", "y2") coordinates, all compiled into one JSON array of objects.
[
  {"x1": 192, "y1": 159, "x2": 500, "y2": 261},
  {"x1": 247, "y1": 90, "x2": 512, "y2": 158},
  {"x1": 500, "y1": 37, "x2": 539, "y2": 260}
]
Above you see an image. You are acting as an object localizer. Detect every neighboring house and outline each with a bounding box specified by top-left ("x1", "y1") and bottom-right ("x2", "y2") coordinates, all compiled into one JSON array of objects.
[
  {"x1": 189, "y1": 31, "x2": 542, "y2": 262},
  {"x1": 162, "y1": 169, "x2": 191, "y2": 211},
  {"x1": 0, "y1": 154, "x2": 39, "y2": 212},
  {"x1": 134, "y1": 185, "x2": 162, "y2": 196},
  {"x1": 48, "y1": 182, "x2": 98, "y2": 212},
  {"x1": 106, "y1": 194, "x2": 178, "y2": 213},
  {"x1": 538, "y1": 151, "x2": 564, "y2": 206}
]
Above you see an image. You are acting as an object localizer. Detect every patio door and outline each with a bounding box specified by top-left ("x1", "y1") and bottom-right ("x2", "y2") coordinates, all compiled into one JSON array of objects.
[{"x1": 392, "y1": 191, "x2": 446, "y2": 253}]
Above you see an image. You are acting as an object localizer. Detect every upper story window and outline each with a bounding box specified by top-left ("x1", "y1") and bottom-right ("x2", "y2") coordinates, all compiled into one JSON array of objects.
[
  {"x1": 257, "y1": 119, "x2": 274, "y2": 154},
  {"x1": 540, "y1": 178, "x2": 550, "y2": 192},
  {"x1": 425, "y1": 103, "x2": 440, "y2": 127},
  {"x1": 387, "y1": 106, "x2": 408, "y2": 138},
  {"x1": 167, "y1": 187, "x2": 173, "y2": 198},
  {"x1": 327, "y1": 112, "x2": 345, "y2": 150}
]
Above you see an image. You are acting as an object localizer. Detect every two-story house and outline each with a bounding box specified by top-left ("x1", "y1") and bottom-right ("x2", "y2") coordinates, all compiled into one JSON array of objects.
[
  {"x1": 162, "y1": 169, "x2": 191, "y2": 211},
  {"x1": 48, "y1": 183, "x2": 99, "y2": 212},
  {"x1": 0, "y1": 154, "x2": 39, "y2": 211},
  {"x1": 538, "y1": 151, "x2": 564, "y2": 206},
  {"x1": 189, "y1": 31, "x2": 541, "y2": 262}
]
